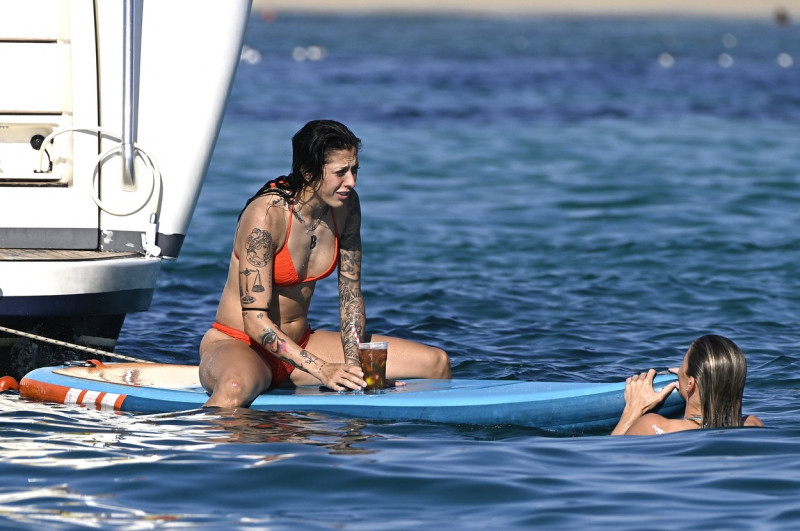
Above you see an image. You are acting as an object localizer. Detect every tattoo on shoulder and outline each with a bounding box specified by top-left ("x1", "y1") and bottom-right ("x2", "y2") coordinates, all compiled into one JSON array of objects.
[{"x1": 246, "y1": 228, "x2": 273, "y2": 267}]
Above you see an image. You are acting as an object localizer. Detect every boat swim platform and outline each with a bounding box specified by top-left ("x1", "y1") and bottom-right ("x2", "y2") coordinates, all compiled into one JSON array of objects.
[{"x1": 0, "y1": 249, "x2": 143, "y2": 261}]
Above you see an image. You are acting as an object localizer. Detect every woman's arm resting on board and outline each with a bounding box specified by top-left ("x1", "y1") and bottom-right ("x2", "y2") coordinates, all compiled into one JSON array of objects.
[{"x1": 611, "y1": 369, "x2": 678, "y2": 435}]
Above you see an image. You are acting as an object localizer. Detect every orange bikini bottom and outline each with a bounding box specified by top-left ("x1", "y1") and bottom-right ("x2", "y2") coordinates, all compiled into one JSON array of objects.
[{"x1": 212, "y1": 322, "x2": 312, "y2": 389}]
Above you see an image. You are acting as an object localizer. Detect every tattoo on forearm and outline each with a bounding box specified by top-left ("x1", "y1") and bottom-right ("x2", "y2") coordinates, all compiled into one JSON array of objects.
[
  {"x1": 298, "y1": 350, "x2": 322, "y2": 374},
  {"x1": 343, "y1": 333, "x2": 361, "y2": 364},
  {"x1": 258, "y1": 328, "x2": 322, "y2": 374},
  {"x1": 245, "y1": 228, "x2": 273, "y2": 267},
  {"x1": 259, "y1": 329, "x2": 290, "y2": 357},
  {"x1": 339, "y1": 281, "x2": 365, "y2": 364},
  {"x1": 340, "y1": 284, "x2": 364, "y2": 322},
  {"x1": 259, "y1": 329, "x2": 279, "y2": 351}
]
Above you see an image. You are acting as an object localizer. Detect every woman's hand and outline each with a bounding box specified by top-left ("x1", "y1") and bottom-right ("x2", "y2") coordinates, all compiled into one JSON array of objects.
[
  {"x1": 318, "y1": 362, "x2": 366, "y2": 391},
  {"x1": 623, "y1": 369, "x2": 678, "y2": 415},
  {"x1": 611, "y1": 368, "x2": 678, "y2": 435}
]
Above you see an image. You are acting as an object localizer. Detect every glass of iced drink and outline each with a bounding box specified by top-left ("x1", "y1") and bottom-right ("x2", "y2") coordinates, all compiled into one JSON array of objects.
[{"x1": 358, "y1": 342, "x2": 388, "y2": 392}]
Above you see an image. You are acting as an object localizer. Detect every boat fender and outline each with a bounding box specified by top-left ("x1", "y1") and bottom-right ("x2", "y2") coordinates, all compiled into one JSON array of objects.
[
  {"x1": 142, "y1": 213, "x2": 162, "y2": 257},
  {"x1": 0, "y1": 376, "x2": 19, "y2": 392}
]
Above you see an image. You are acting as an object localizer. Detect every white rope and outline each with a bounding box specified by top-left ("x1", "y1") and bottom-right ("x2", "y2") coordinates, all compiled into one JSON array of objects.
[{"x1": 0, "y1": 324, "x2": 151, "y2": 363}]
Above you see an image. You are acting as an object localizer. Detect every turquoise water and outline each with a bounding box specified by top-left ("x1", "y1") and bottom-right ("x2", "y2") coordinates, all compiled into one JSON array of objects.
[{"x1": 3, "y1": 13, "x2": 800, "y2": 528}]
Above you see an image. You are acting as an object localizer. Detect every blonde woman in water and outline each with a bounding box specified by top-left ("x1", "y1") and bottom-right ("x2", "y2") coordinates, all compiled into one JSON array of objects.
[{"x1": 612, "y1": 334, "x2": 763, "y2": 435}]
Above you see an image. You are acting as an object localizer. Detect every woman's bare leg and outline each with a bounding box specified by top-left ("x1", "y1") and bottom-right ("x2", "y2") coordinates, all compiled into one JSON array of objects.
[
  {"x1": 289, "y1": 330, "x2": 450, "y2": 386},
  {"x1": 374, "y1": 333, "x2": 451, "y2": 380},
  {"x1": 199, "y1": 330, "x2": 274, "y2": 408}
]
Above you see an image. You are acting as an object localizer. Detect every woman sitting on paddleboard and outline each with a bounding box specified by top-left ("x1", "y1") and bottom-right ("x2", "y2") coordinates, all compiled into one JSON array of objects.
[
  {"x1": 199, "y1": 120, "x2": 450, "y2": 408},
  {"x1": 612, "y1": 334, "x2": 763, "y2": 435}
]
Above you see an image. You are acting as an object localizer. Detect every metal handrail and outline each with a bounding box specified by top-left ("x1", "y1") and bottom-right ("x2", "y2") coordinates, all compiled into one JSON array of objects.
[{"x1": 121, "y1": 0, "x2": 137, "y2": 191}]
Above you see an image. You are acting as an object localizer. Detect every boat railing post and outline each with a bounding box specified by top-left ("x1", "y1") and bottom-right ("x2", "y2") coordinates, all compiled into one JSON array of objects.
[{"x1": 121, "y1": 0, "x2": 137, "y2": 191}]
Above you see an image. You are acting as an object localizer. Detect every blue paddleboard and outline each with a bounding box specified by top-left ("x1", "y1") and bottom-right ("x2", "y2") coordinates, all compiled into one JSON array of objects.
[{"x1": 19, "y1": 362, "x2": 684, "y2": 433}]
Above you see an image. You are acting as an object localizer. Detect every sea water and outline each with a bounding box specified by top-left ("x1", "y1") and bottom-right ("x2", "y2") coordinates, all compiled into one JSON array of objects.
[{"x1": 2, "y1": 13, "x2": 800, "y2": 529}]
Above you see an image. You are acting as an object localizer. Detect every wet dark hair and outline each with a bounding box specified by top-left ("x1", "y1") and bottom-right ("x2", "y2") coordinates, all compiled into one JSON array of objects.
[
  {"x1": 287, "y1": 119, "x2": 361, "y2": 192},
  {"x1": 242, "y1": 120, "x2": 361, "y2": 214},
  {"x1": 686, "y1": 334, "x2": 747, "y2": 428}
]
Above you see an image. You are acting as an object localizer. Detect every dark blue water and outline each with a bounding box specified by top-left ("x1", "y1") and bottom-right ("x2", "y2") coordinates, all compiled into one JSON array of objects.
[{"x1": 3, "y1": 13, "x2": 800, "y2": 528}]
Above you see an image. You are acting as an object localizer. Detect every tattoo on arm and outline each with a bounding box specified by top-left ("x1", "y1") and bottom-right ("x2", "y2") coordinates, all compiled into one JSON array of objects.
[
  {"x1": 339, "y1": 280, "x2": 365, "y2": 364},
  {"x1": 258, "y1": 329, "x2": 279, "y2": 351},
  {"x1": 298, "y1": 350, "x2": 323, "y2": 374},
  {"x1": 340, "y1": 283, "x2": 364, "y2": 323},
  {"x1": 339, "y1": 248, "x2": 361, "y2": 277},
  {"x1": 245, "y1": 228, "x2": 273, "y2": 268},
  {"x1": 242, "y1": 307, "x2": 270, "y2": 313},
  {"x1": 259, "y1": 329, "x2": 291, "y2": 361},
  {"x1": 339, "y1": 192, "x2": 362, "y2": 272},
  {"x1": 258, "y1": 328, "x2": 323, "y2": 374},
  {"x1": 240, "y1": 228, "x2": 273, "y2": 305}
]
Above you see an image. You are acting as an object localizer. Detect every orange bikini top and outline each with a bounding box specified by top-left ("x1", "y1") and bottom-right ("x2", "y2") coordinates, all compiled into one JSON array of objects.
[
  {"x1": 273, "y1": 202, "x2": 339, "y2": 287},
  {"x1": 236, "y1": 178, "x2": 339, "y2": 287}
]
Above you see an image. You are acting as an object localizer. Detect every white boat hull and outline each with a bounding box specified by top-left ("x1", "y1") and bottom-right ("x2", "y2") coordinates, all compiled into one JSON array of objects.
[
  {"x1": 0, "y1": 0, "x2": 252, "y2": 375},
  {"x1": 0, "y1": 251, "x2": 160, "y2": 316}
]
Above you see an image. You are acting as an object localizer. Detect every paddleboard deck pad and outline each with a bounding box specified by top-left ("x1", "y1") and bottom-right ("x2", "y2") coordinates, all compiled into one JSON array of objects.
[{"x1": 18, "y1": 362, "x2": 684, "y2": 433}]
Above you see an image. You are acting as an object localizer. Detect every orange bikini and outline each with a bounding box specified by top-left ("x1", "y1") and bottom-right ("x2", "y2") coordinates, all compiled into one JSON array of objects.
[
  {"x1": 273, "y1": 202, "x2": 339, "y2": 286},
  {"x1": 215, "y1": 188, "x2": 338, "y2": 389},
  {"x1": 233, "y1": 201, "x2": 339, "y2": 286},
  {"x1": 212, "y1": 322, "x2": 312, "y2": 389}
]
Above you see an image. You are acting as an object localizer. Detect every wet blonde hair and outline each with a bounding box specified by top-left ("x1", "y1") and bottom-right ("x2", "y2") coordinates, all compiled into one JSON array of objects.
[{"x1": 686, "y1": 335, "x2": 747, "y2": 428}]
